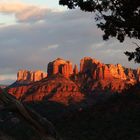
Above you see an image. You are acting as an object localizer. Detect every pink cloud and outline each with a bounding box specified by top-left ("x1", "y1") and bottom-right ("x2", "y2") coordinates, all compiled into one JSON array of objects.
[{"x1": 0, "y1": 2, "x2": 49, "y2": 22}]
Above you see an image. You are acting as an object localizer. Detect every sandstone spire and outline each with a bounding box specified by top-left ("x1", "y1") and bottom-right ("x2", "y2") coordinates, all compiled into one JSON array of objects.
[
  {"x1": 47, "y1": 58, "x2": 73, "y2": 78},
  {"x1": 73, "y1": 64, "x2": 79, "y2": 75},
  {"x1": 17, "y1": 70, "x2": 47, "y2": 82}
]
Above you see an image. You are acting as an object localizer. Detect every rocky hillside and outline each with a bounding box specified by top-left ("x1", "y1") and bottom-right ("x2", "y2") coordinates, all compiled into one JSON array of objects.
[
  {"x1": 2, "y1": 84, "x2": 140, "y2": 140},
  {"x1": 8, "y1": 57, "x2": 140, "y2": 104},
  {"x1": 21, "y1": 74, "x2": 84, "y2": 104}
]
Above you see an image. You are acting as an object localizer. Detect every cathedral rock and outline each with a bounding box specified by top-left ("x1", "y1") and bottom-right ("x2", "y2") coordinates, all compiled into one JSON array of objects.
[
  {"x1": 8, "y1": 57, "x2": 140, "y2": 103},
  {"x1": 47, "y1": 58, "x2": 73, "y2": 78}
]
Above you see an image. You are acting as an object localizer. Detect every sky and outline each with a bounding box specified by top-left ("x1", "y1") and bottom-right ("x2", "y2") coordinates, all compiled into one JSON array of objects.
[{"x1": 0, "y1": 0, "x2": 139, "y2": 85}]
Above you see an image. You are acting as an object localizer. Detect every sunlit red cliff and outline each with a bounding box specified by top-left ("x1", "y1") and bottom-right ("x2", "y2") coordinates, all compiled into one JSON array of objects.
[{"x1": 8, "y1": 57, "x2": 140, "y2": 104}]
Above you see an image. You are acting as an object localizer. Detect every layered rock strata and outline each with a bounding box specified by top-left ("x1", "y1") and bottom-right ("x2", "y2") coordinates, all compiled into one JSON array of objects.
[
  {"x1": 17, "y1": 70, "x2": 47, "y2": 83},
  {"x1": 8, "y1": 57, "x2": 140, "y2": 103},
  {"x1": 47, "y1": 58, "x2": 73, "y2": 78}
]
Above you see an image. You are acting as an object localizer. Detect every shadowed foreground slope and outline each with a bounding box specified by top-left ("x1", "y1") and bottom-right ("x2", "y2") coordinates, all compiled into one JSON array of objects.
[
  {"x1": 53, "y1": 86, "x2": 140, "y2": 140},
  {"x1": 1, "y1": 84, "x2": 140, "y2": 140},
  {"x1": 0, "y1": 88, "x2": 60, "y2": 140}
]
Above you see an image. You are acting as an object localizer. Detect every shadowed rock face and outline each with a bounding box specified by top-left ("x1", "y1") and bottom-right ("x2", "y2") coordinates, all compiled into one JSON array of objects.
[
  {"x1": 17, "y1": 70, "x2": 47, "y2": 83},
  {"x1": 8, "y1": 57, "x2": 140, "y2": 103},
  {"x1": 47, "y1": 58, "x2": 73, "y2": 78},
  {"x1": 73, "y1": 64, "x2": 79, "y2": 75},
  {"x1": 0, "y1": 132, "x2": 14, "y2": 140}
]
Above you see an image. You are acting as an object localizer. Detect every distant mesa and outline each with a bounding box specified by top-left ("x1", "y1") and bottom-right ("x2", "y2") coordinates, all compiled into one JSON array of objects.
[{"x1": 17, "y1": 70, "x2": 47, "y2": 83}]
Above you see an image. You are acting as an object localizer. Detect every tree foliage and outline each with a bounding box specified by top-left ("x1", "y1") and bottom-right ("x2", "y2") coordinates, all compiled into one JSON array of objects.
[
  {"x1": 59, "y1": 0, "x2": 140, "y2": 62},
  {"x1": 125, "y1": 43, "x2": 140, "y2": 63}
]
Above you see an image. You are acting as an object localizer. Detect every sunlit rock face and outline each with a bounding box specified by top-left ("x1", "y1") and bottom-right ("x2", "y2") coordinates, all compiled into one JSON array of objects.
[
  {"x1": 13, "y1": 74, "x2": 84, "y2": 105},
  {"x1": 17, "y1": 70, "x2": 47, "y2": 83},
  {"x1": 8, "y1": 85, "x2": 32, "y2": 99},
  {"x1": 80, "y1": 57, "x2": 139, "y2": 81},
  {"x1": 8, "y1": 70, "x2": 47, "y2": 99},
  {"x1": 47, "y1": 58, "x2": 73, "y2": 78},
  {"x1": 8, "y1": 70, "x2": 47, "y2": 98},
  {"x1": 79, "y1": 57, "x2": 140, "y2": 93},
  {"x1": 80, "y1": 57, "x2": 112, "y2": 80},
  {"x1": 137, "y1": 68, "x2": 140, "y2": 82},
  {"x1": 108, "y1": 64, "x2": 126, "y2": 80},
  {"x1": 8, "y1": 57, "x2": 140, "y2": 103}
]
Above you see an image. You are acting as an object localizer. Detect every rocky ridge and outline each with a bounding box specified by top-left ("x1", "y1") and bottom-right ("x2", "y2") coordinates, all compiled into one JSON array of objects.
[
  {"x1": 78, "y1": 57, "x2": 139, "y2": 93},
  {"x1": 17, "y1": 70, "x2": 47, "y2": 83},
  {"x1": 80, "y1": 57, "x2": 139, "y2": 81},
  {"x1": 8, "y1": 57, "x2": 140, "y2": 104}
]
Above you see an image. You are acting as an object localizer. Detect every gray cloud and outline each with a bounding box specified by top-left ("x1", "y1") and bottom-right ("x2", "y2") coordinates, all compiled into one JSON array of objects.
[{"x1": 0, "y1": 9, "x2": 139, "y2": 84}]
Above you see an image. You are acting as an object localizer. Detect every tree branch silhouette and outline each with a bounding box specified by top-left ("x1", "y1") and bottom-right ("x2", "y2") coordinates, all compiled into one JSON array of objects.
[
  {"x1": 59, "y1": 0, "x2": 140, "y2": 63},
  {"x1": 0, "y1": 88, "x2": 61, "y2": 140}
]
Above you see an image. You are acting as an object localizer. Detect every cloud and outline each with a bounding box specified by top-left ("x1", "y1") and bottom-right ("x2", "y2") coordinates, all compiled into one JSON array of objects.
[
  {"x1": 0, "y1": 8, "x2": 139, "y2": 84},
  {"x1": 0, "y1": 74, "x2": 16, "y2": 85},
  {"x1": 0, "y1": 74, "x2": 15, "y2": 81},
  {"x1": 42, "y1": 44, "x2": 59, "y2": 51},
  {"x1": 0, "y1": 2, "x2": 49, "y2": 22},
  {"x1": 0, "y1": 2, "x2": 27, "y2": 13}
]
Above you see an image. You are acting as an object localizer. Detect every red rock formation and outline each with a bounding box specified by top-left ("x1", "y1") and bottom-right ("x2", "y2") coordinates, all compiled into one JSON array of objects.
[
  {"x1": 8, "y1": 57, "x2": 140, "y2": 103},
  {"x1": 8, "y1": 85, "x2": 32, "y2": 99},
  {"x1": 78, "y1": 57, "x2": 139, "y2": 93},
  {"x1": 18, "y1": 74, "x2": 84, "y2": 105},
  {"x1": 17, "y1": 70, "x2": 47, "y2": 83},
  {"x1": 107, "y1": 64, "x2": 127, "y2": 80},
  {"x1": 73, "y1": 64, "x2": 79, "y2": 75},
  {"x1": 137, "y1": 68, "x2": 140, "y2": 82},
  {"x1": 47, "y1": 58, "x2": 73, "y2": 78},
  {"x1": 80, "y1": 57, "x2": 100, "y2": 73},
  {"x1": 80, "y1": 57, "x2": 139, "y2": 81}
]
